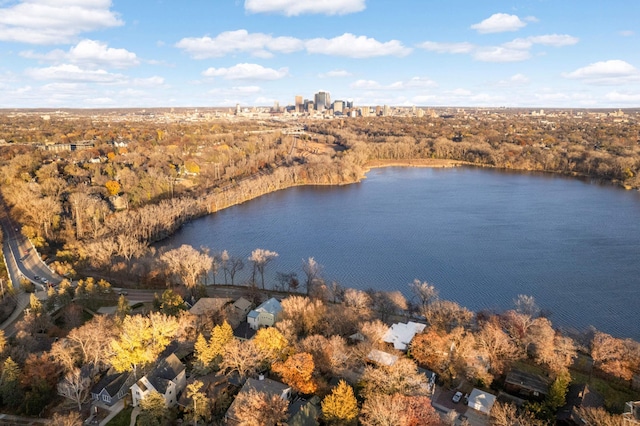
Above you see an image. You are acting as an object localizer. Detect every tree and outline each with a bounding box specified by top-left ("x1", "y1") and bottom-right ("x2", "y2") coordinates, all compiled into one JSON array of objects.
[
  {"x1": 280, "y1": 295, "x2": 325, "y2": 337},
  {"x1": 194, "y1": 321, "x2": 234, "y2": 372},
  {"x1": 66, "y1": 315, "x2": 117, "y2": 370},
  {"x1": 138, "y1": 391, "x2": 170, "y2": 426},
  {"x1": 403, "y1": 395, "x2": 441, "y2": 426},
  {"x1": 161, "y1": 244, "x2": 213, "y2": 292},
  {"x1": 159, "y1": 289, "x2": 187, "y2": 316},
  {"x1": 409, "y1": 279, "x2": 438, "y2": 316},
  {"x1": 57, "y1": 368, "x2": 90, "y2": 411},
  {"x1": 115, "y1": 294, "x2": 131, "y2": 321},
  {"x1": 219, "y1": 339, "x2": 265, "y2": 379},
  {"x1": 360, "y1": 393, "x2": 406, "y2": 426},
  {"x1": 361, "y1": 358, "x2": 427, "y2": 398},
  {"x1": 322, "y1": 380, "x2": 358, "y2": 424},
  {"x1": 574, "y1": 407, "x2": 624, "y2": 426},
  {"x1": 185, "y1": 380, "x2": 211, "y2": 426},
  {"x1": 227, "y1": 255, "x2": 244, "y2": 285},
  {"x1": 0, "y1": 357, "x2": 23, "y2": 408},
  {"x1": 253, "y1": 327, "x2": 290, "y2": 364},
  {"x1": 302, "y1": 257, "x2": 323, "y2": 293},
  {"x1": 105, "y1": 180, "x2": 121, "y2": 196},
  {"x1": 232, "y1": 389, "x2": 289, "y2": 426},
  {"x1": 249, "y1": 248, "x2": 278, "y2": 289},
  {"x1": 110, "y1": 313, "x2": 179, "y2": 378},
  {"x1": 51, "y1": 411, "x2": 82, "y2": 426},
  {"x1": 591, "y1": 331, "x2": 639, "y2": 381},
  {"x1": 272, "y1": 352, "x2": 317, "y2": 394},
  {"x1": 490, "y1": 402, "x2": 544, "y2": 426}
]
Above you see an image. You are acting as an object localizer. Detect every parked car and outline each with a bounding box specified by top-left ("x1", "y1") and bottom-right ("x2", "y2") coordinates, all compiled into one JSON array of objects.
[
  {"x1": 33, "y1": 275, "x2": 40, "y2": 281},
  {"x1": 452, "y1": 391, "x2": 463, "y2": 403}
]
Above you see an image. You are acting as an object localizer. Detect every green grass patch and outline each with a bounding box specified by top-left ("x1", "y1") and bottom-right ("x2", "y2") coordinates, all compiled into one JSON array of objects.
[{"x1": 106, "y1": 406, "x2": 133, "y2": 426}]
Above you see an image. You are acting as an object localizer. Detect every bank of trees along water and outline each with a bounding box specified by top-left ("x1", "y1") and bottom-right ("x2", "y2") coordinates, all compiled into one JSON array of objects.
[{"x1": 0, "y1": 111, "x2": 639, "y2": 421}]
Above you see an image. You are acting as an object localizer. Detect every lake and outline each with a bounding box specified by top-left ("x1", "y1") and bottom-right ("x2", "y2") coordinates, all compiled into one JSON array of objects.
[{"x1": 159, "y1": 167, "x2": 640, "y2": 340}]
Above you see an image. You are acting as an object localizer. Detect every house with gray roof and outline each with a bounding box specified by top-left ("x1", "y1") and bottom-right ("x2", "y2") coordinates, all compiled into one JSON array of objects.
[
  {"x1": 130, "y1": 353, "x2": 186, "y2": 408},
  {"x1": 91, "y1": 371, "x2": 135, "y2": 406},
  {"x1": 247, "y1": 297, "x2": 282, "y2": 330}
]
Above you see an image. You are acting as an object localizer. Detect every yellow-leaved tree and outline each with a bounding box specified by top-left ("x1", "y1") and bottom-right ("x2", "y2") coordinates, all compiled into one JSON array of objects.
[
  {"x1": 254, "y1": 327, "x2": 290, "y2": 364},
  {"x1": 321, "y1": 380, "x2": 358, "y2": 424},
  {"x1": 194, "y1": 321, "x2": 233, "y2": 373},
  {"x1": 105, "y1": 180, "x2": 121, "y2": 196}
]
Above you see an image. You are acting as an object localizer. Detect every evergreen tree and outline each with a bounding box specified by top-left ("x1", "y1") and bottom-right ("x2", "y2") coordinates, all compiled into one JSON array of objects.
[{"x1": 0, "y1": 357, "x2": 24, "y2": 408}]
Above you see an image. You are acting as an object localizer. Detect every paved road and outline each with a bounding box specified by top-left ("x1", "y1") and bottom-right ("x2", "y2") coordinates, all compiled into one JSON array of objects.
[{"x1": 0, "y1": 195, "x2": 59, "y2": 335}]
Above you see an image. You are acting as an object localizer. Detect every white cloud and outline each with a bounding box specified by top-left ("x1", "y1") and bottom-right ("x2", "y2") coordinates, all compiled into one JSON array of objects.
[
  {"x1": 563, "y1": 60, "x2": 640, "y2": 85},
  {"x1": 26, "y1": 64, "x2": 125, "y2": 83},
  {"x1": 474, "y1": 47, "x2": 531, "y2": 62},
  {"x1": 244, "y1": 0, "x2": 365, "y2": 16},
  {"x1": 527, "y1": 34, "x2": 579, "y2": 47},
  {"x1": 306, "y1": 33, "x2": 411, "y2": 58},
  {"x1": 499, "y1": 73, "x2": 530, "y2": 86},
  {"x1": 133, "y1": 76, "x2": 165, "y2": 87},
  {"x1": 202, "y1": 63, "x2": 289, "y2": 80},
  {"x1": 350, "y1": 79, "x2": 381, "y2": 89},
  {"x1": 21, "y1": 39, "x2": 139, "y2": 69},
  {"x1": 418, "y1": 41, "x2": 475, "y2": 54},
  {"x1": 471, "y1": 13, "x2": 527, "y2": 34},
  {"x1": 605, "y1": 91, "x2": 640, "y2": 102},
  {"x1": 619, "y1": 30, "x2": 635, "y2": 37},
  {"x1": 319, "y1": 69, "x2": 352, "y2": 78},
  {"x1": 175, "y1": 30, "x2": 304, "y2": 59},
  {"x1": 209, "y1": 86, "x2": 262, "y2": 96},
  {"x1": 351, "y1": 76, "x2": 436, "y2": 91},
  {"x1": 0, "y1": 0, "x2": 123, "y2": 44}
]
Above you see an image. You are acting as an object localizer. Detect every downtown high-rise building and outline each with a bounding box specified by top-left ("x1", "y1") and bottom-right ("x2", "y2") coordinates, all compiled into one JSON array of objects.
[
  {"x1": 295, "y1": 95, "x2": 303, "y2": 113},
  {"x1": 314, "y1": 91, "x2": 331, "y2": 112}
]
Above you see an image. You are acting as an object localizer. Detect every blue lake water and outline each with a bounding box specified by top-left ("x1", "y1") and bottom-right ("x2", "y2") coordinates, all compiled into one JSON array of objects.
[{"x1": 159, "y1": 167, "x2": 640, "y2": 339}]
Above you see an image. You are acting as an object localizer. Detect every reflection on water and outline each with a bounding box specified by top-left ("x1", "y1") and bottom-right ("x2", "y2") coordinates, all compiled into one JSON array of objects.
[{"x1": 159, "y1": 167, "x2": 640, "y2": 339}]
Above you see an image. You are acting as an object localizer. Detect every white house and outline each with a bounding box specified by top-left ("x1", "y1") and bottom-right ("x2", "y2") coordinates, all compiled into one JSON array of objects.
[
  {"x1": 467, "y1": 388, "x2": 496, "y2": 415},
  {"x1": 382, "y1": 321, "x2": 426, "y2": 351},
  {"x1": 247, "y1": 297, "x2": 282, "y2": 330},
  {"x1": 130, "y1": 353, "x2": 186, "y2": 407}
]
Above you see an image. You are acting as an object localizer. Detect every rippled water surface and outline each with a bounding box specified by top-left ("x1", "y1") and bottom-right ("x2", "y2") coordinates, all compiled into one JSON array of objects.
[{"x1": 159, "y1": 167, "x2": 640, "y2": 339}]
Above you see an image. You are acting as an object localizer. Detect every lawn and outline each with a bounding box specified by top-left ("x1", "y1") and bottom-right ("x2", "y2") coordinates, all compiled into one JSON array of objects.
[{"x1": 106, "y1": 406, "x2": 133, "y2": 426}]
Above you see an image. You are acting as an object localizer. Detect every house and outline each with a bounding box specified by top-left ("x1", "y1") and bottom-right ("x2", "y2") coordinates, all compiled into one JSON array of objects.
[
  {"x1": 189, "y1": 297, "x2": 231, "y2": 316},
  {"x1": 233, "y1": 321, "x2": 257, "y2": 341},
  {"x1": 225, "y1": 377, "x2": 291, "y2": 425},
  {"x1": 91, "y1": 371, "x2": 135, "y2": 406},
  {"x1": 130, "y1": 353, "x2": 186, "y2": 408},
  {"x1": 557, "y1": 384, "x2": 604, "y2": 425},
  {"x1": 288, "y1": 396, "x2": 320, "y2": 426},
  {"x1": 623, "y1": 401, "x2": 640, "y2": 424},
  {"x1": 247, "y1": 297, "x2": 282, "y2": 330},
  {"x1": 366, "y1": 349, "x2": 398, "y2": 367},
  {"x1": 467, "y1": 388, "x2": 496, "y2": 415},
  {"x1": 504, "y1": 369, "x2": 550, "y2": 401},
  {"x1": 382, "y1": 321, "x2": 426, "y2": 351},
  {"x1": 233, "y1": 297, "x2": 253, "y2": 319}
]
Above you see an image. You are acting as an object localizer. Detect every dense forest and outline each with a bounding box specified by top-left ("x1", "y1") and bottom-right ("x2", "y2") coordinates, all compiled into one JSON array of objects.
[{"x1": 0, "y1": 110, "x2": 638, "y2": 424}]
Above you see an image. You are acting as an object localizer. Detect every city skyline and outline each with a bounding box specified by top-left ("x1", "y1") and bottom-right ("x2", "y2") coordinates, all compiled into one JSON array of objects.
[{"x1": 0, "y1": 0, "x2": 639, "y2": 109}]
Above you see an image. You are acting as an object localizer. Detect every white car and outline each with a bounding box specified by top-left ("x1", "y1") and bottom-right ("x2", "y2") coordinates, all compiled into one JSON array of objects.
[{"x1": 452, "y1": 391, "x2": 463, "y2": 403}]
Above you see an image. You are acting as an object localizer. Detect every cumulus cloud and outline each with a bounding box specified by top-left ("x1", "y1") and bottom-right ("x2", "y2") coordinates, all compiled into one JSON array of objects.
[
  {"x1": 0, "y1": 0, "x2": 123, "y2": 44},
  {"x1": 177, "y1": 31, "x2": 411, "y2": 59},
  {"x1": 244, "y1": 0, "x2": 366, "y2": 16},
  {"x1": 26, "y1": 64, "x2": 125, "y2": 83},
  {"x1": 176, "y1": 30, "x2": 304, "y2": 59},
  {"x1": 202, "y1": 63, "x2": 289, "y2": 80},
  {"x1": 605, "y1": 91, "x2": 640, "y2": 102},
  {"x1": 319, "y1": 69, "x2": 352, "y2": 78},
  {"x1": 474, "y1": 46, "x2": 531, "y2": 62},
  {"x1": 527, "y1": 34, "x2": 579, "y2": 47},
  {"x1": 418, "y1": 41, "x2": 475, "y2": 54},
  {"x1": 500, "y1": 73, "x2": 530, "y2": 85},
  {"x1": 563, "y1": 60, "x2": 640, "y2": 84},
  {"x1": 306, "y1": 33, "x2": 411, "y2": 58},
  {"x1": 471, "y1": 13, "x2": 528, "y2": 34},
  {"x1": 351, "y1": 76, "x2": 436, "y2": 91},
  {"x1": 21, "y1": 39, "x2": 139, "y2": 69}
]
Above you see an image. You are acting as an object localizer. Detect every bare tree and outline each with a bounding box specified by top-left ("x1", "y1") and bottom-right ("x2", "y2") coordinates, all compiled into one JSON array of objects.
[
  {"x1": 409, "y1": 279, "x2": 438, "y2": 316},
  {"x1": 57, "y1": 368, "x2": 90, "y2": 411},
  {"x1": 302, "y1": 257, "x2": 323, "y2": 293},
  {"x1": 249, "y1": 248, "x2": 278, "y2": 289},
  {"x1": 227, "y1": 255, "x2": 244, "y2": 285},
  {"x1": 161, "y1": 244, "x2": 213, "y2": 292}
]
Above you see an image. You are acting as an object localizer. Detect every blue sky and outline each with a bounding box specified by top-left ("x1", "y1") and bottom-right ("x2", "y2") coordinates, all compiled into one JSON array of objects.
[{"x1": 0, "y1": 0, "x2": 638, "y2": 108}]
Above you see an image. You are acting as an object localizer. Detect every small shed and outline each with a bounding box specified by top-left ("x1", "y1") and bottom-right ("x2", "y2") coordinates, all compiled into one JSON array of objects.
[{"x1": 468, "y1": 388, "x2": 496, "y2": 415}]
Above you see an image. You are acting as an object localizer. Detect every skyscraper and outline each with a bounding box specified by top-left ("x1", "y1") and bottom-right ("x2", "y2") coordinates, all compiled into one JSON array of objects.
[
  {"x1": 314, "y1": 91, "x2": 331, "y2": 112},
  {"x1": 295, "y1": 95, "x2": 303, "y2": 113}
]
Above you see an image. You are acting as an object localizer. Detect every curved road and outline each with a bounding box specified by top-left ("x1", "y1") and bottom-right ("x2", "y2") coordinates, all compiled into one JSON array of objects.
[{"x1": 0, "y1": 196, "x2": 59, "y2": 336}]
